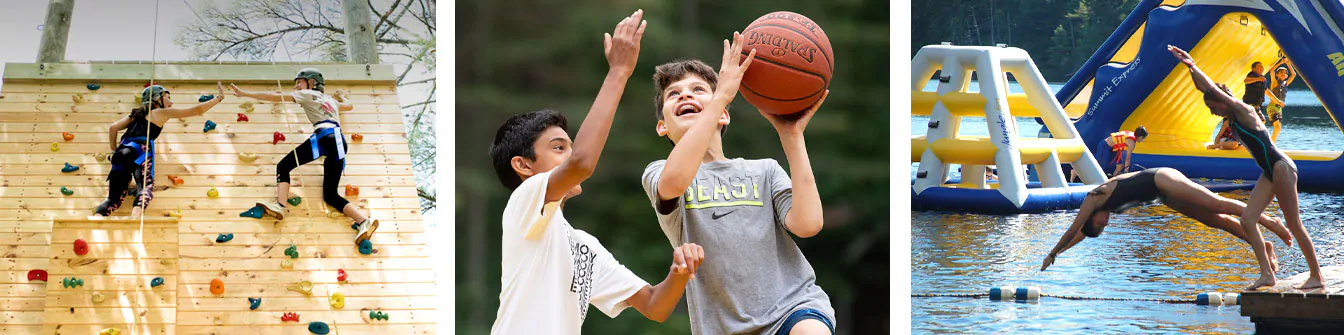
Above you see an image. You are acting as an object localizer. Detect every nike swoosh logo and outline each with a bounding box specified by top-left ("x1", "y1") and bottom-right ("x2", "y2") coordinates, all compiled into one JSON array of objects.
[{"x1": 712, "y1": 209, "x2": 738, "y2": 220}]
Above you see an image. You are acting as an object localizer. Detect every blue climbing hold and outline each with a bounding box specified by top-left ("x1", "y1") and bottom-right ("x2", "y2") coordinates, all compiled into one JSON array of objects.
[
  {"x1": 358, "y1": 240, "x2": 373, "y2": 255},
  {"x1": 307, "y1": 321, "x2": 330, "y2": 334},
  {"x1": 199, "y1": 94, "x2": 214, "y2": 102},
  {"x1": 215, "y1": 233, "x2": 234, "y2": 243},
  {"x1": 86, "y1": 83, "x2": 100, "y2": 91},
  {"x1": 248, "y1": 297, "x2": 261, "y2": 310},
  {"x1": 239, "y1": 206, "x2": 264, "y2": 219},
  {"x1": 60, "y1": 187, "x2": 74, "y2": 196},
  {"x1": 150, "y1": 277, "x2": 164, "y2": 288},
  {"x1": 62, "y1": 163, "x2": 79, "y2": 173},
  {"x1": 203, "y1": 120, "x2": 217, "y2": 133}
]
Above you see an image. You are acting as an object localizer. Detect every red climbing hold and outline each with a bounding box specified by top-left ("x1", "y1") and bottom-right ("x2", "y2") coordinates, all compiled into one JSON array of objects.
[
  {"x1": 272, "y1": 131, "x2": 285, "y2": 145},
  {"x1": 351, "y1": 134, "x2": 364, "y2": 142},
  {"x1": 73, "y1": 239, "x2": 89, "y2": 256},
  {"x1": 337, "y1": 269, "x2": 347, "y2": 282},
  {"x1": 345, "y1": 185, "x2": 359, "y2": 197},
  {"x1": 167, "y1": 175, "x2": 184, "y2": 185},
  {"x1": 62, "y1": 132, "x2": 74, "y2": 141},
  {"x1": 27, "y1": 269, "x2": 48, "y2": 282},
  {"x1": 281, "y1": 312, "x2": 300, "y2": 322},
  {"x1": 237, "y1": 113, "x2": 249, "y2": 122}
]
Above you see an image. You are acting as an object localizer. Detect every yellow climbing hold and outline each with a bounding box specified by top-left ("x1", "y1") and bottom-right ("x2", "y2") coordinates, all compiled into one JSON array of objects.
[
  {"x1": 99, "y1": 328, "x2": 121, "y2": 335},
  {"x1": 281, "y1": 259, "x2": 293, "y2": 269},
  {"x1": 72, "y1": 93, "x2": 85, "y2": 104},
  {"x1": 238, "y1": 152, "x2": 258, "y2": 162},
  {"x1": 239, "y1": 101, "x2": 255, "y2": 113},
  {"x1": 91, "y1": 292, "x2": 105, "y2": 303},
  {"x1": 207, "y1": 188, "x2": 219, "y2": 198},
  {"x1": 168, "y1": 210, "x2": 183, "y2": 218},
  {"x1": 287, "y1": 280, "x2": 314, "y2": 296},
  {"x1": 330, "y1": 292, "x2": 345, "y2": 309},
  {"x1": 50, "y1": 143, "x2": 59, "y2": 152}
]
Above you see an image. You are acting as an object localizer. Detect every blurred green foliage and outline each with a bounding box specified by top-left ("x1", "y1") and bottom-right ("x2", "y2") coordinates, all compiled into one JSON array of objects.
[{"x1": 456, "y1": 0, "x2": 889, "y2": 333}]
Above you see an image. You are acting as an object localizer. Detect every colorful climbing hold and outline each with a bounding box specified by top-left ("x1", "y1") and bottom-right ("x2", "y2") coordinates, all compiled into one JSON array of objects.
[
  {"x1": 50, "y1": 142, "x2": 59, "y2": 152},
  {"x1": 215, "y1": 233, "x2": 234, "y2": 243},
  {"x1": 337, "y1": 269, "x2": 347, "y2": 282},
  {"x1": 62, "y1": 163, "x2": 79, "y2": 173},
  {"x1": 370, "y1": 310, "x2": 389, "y2": 321},
  {"x1": 150, "y1": 277, "x2": 164, "y2": 288},
  {"x1": 238, "y1": 152, "x2": 258, "y2": 162},
  {"x1": 91, "y1": 292, "x2": 106, "y2": 303},
  {"x1": 287, "y1": 196, "x2": 302, "y2": 206},
  {"x1": 74, "y1": 239, "x2": 89, "y2": 256},
  {"x1": 72, "y1": 93, "x2": 85, "y2": 104},
  {"x1": 272, "y1": 131, "x2": 286, "y2": 144},
  {"x1": 210, "y1": 278, "x2": 224, "y2": 295},
  {"x1": 62, "y1": 132, "x2": 74, "y2": 141},
  {"x1": 308, "y1": 321, "x2": 331, "y2": 334},
  {"x1": 330, "y1": 292, "x2": 345, "y2": 309},
  {"x1": 345, "y1": 185, "x2": 359, "y2": 197},
  {"x1": 358, "y1": 239, "x2": 373, "y2": 255},
  {"x1": 199, "y1": 94, "x2": 214, "y2": 102},
  {"x1": 168, "y1": 210, "x2": 183, "y2": 218},
  {"x1": 351, "y1": 134, "x2": 364, "y2": 142},
  {"x1": 239, "y1": 101, "x2": 255, "y2": 113},
  {"x1": 287, "y1": 280, "x2": 313, "y2": 296},
  {"x1": 207, "y1": 188, "x2": 219, "y2": 198},
  {"x1": 236, "y1": 113, "x2": 249, "y2": 122},
  {"x1": 280, "y1": 259, "x2": 293, "y2": 269},
  {"x1": 240, "y1": 205, "x2": 265, "y2": 219},
  {"x1": 27, "y1": 269, "x2": 47, "y2": 282},
  {"x1": 248, "y1": 297, "x2": 262, "y2": 310},
  {"x1": 60, "y1": 187, "x2": 74, "y2": 196},
  {"x1": 203, "y1": 120, "x2": 217, "y2": 133},
  {"x1": 281, "y1": 312, "x2": 300, "y2": 322},
  {"x1": 61, "y1": 277, "x2": 84, "y2": 288},
  {"x1": 98, "y1": 328, "x2": 120, "y2": 335},
  {"x1": 167, "y1": 175, "x2": 184, "y2": 185},
  {"x1": 87, "y1": 83, "x2": 100, "y2": 91},
  {"x1": 285, "y1": 244, "x2": 299, "y2": 259}
]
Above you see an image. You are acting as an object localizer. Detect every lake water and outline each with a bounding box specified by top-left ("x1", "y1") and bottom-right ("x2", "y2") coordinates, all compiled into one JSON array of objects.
[{"x1": 911, "y1": 81, "x2": 1344, "y2": 333}]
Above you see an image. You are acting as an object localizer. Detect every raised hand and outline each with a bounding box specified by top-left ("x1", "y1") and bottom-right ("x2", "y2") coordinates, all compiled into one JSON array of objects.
[
  {"x1": 229, "y1": 83, "x2": 245, "y2": 97},
  {"x1": 713, "y1": 31, "x2": 757, "y2": 103},
  {"x1": 1168, "y1": 45, "x2": 1194, "y2": 66},
  {"x1": 762, "y1": 90, "x2": 829, "y2": 135},
  {"x1": 215, "y1": 82, "x2": 225, "y2": 101},
  {"x1": 605, "y1": 9, "x2": 647, "y2": 77},
  {"x1": 670, "y1": 243, "x2": 705, "y2": 280}
]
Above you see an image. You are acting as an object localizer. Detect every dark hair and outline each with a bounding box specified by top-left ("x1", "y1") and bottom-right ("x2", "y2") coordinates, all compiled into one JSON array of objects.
[
  {"x1": 1081, "y1": 217, "x2": 1103, "y2": 238},
  {"x1": 1275, "y1": 67, "x2": 1289, "y2": 75},
  {"x1": 490, "y1": 110, "x2": 569, "y2": 190},
  {"x1": 299, "y1": 78, "x2": 325, "y2": 93},
  {"x1": 130, "y1": 98, "x2": 166, "y2": 120},
  {"x1": 652, "y1": 59, "x2": 727, "y2": 142},
  {"x1": 1252, "y1": 61, "x2": 1263, "y2": 69},
  {"x1": 1134, "y1": 125, "x2": 1148, "y2": 138}
]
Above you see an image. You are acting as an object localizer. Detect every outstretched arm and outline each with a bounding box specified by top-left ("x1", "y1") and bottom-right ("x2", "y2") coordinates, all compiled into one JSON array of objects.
[
  {"x1": 656, "y1": 32, "x2": 757, "y2": 201},
  {"x1": 230, "y1": 83, "x2": 295, "y2": 102},
  {"x1": 1169, "y1": 45, "x2": 1242, "y2": 107},
  {"x1": 768, "y1": 92, "x2": 829, "y2": 238},
  {"x1": 626, "y1": 243, "x2": 702, "y2": 322},
  {"x1": 157, "y1": 82, "x2": 225, "y2": 119},
  {"x1": 543, "y1": 10, "x2": 646, "y2": 202},
  {"x1": 1043, "y1": 190, "x2": 1103, "y2": 270}
]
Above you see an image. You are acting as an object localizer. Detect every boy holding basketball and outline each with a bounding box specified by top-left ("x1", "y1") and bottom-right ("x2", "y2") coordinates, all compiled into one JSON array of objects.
[
  {"x1": 640, "y1": 32, "x2": 835, "y2": 334},
  {"x1": 489, "y1": 10, "x2": 706, "y2": 334}
]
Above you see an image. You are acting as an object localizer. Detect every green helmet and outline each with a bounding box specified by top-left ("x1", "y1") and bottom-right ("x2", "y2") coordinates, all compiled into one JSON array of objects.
[
  {"x1": 295, "y1": 68, "x2": 325, "y2": 90},
  {"x1": 141, "y1": 85, "x2": 169, "y2": 106}
]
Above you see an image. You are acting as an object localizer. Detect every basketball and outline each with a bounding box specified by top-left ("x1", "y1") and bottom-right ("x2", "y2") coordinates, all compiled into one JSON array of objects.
[{"x1": 740, "y1": 11, "x2": 834, "y2": 115}]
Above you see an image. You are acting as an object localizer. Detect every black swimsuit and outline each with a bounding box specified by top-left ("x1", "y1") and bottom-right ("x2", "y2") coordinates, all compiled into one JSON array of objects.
[
  {"x1": 1227, "y1": 116, "x2": 1289, "y2": 181},
  {"x1": 1097, "y1": 168, "x2": 1163, "y2": 213}
]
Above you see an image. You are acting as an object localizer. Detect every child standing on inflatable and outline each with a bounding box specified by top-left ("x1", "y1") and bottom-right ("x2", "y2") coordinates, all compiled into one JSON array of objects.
[
  {"x1": 1097, "y1": 126, "x2": 1147, "y2": 176},
  {"x1": 1169, "y1": 45, "x2": 1324, "y2": 291},
  {"x1": 97, "y1": 83, "x2": 225, "y2": 218},
  {"x1": 1265, "y1": 57, "x2": 1297, "y2": 142},
  {"x1": 1243, "y1": 61, "x2": 1269, "y2": 120},
  {"x1": 229, "y1": 69, "x2": 379, "y2": 245}
]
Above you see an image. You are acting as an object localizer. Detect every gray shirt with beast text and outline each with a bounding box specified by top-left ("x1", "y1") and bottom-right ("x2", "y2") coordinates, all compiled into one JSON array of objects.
[{"x1": 642, "y1": 158, "x2": 833, "y2": 334}]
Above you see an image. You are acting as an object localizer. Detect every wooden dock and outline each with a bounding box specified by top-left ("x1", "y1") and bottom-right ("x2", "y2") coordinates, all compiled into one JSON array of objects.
[{"x1": 1240, "y1": 266, "x2": 1344, "y2": 334}]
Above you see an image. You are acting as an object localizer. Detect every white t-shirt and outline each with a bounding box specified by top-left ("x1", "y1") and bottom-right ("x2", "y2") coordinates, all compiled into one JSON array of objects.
[
  {"x1": 290, "y1": 90, "x2": 340, "y2": 126},
  {"x1": 490, "y1": 170, "x2": 650, "y2": 335}
]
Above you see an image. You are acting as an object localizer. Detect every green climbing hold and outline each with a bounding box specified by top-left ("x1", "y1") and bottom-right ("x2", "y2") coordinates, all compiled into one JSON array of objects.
[
  {"x1": 358, "y1": 240, "x2": 373, "y2": 255},
  {"x1": 285, "y1": 244, "x2": 299, "y2": 259},
  {"x1": 248, "y1": 297, "x2": 261, "y2": 310},
  {"x1": 86, "y1": 83, "x2": 100, "y2": 90},
  {"x1": 61, "y1": 277, "x2": 84, "y2": 288},
  {"x1": 150, "y1": 277, "x2": 164, "y2": 288},
  {"x1": 62, "y1": 162, "x2": 79, "y2": 173},
  {"x1": 198, "y1": 94, "x2": 214, "y2": 102},
  {"x1": 60, "y1": 187, "x2": 74, "y2": 196},
  {"x1": 307, "y1": 321, "x2": 330, "y2": 334},
  {"x1": 287, "y1": 196, "x2": 302, "y2": 206},
  {"x1": 370, "y1": 310, "x2": 388, "y2": 321},
  {"x1": 215, "y1": 233, "x2": 234, "y2": 243},
  {"x1": 240, "y1": 206, "x2": 265, "y2": 219},
  {"x1": 203, "y1": 120, "x2": 217, "y2": 133}
]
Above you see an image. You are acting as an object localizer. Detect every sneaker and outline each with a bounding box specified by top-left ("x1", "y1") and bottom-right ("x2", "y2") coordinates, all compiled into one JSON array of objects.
[
  {"x1": 354, "y1": 218, "x2": 379, "y2": 245},
  {"x1": 257, "y1": 200, "x2": 286, "y2": 220}
]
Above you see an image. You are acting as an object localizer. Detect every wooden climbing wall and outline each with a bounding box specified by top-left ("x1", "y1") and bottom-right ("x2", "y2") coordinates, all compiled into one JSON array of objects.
[
  {"x1": 42, "y1": 217, "x2": 179, "y2": 334},
  {"x1": 0, "y1": 63, "x2": 434, "y2": 334}
]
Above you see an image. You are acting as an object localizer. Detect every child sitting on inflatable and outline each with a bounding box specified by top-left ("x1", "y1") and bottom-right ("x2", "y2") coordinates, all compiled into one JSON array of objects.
[{"x1": 1207, "y1": 119, "x2": 1242, "y2": 150}]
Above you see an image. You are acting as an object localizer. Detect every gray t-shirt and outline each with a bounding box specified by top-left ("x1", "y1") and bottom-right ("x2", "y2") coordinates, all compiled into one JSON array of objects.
[{"x1": 642, "y1": 158, "x2": 834, "y2": 334}]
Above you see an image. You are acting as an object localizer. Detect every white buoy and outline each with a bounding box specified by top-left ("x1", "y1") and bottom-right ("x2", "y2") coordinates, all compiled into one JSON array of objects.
[
  {"x1": 988, "y1": 286, "x2": 1040, "y2": 301},
  {"x1": 1222, "y1": 293, "x2": 1239, "y2": 306},
  {"x1": 1196, "y1": 292, "x2": 1223, "y2": 306}
]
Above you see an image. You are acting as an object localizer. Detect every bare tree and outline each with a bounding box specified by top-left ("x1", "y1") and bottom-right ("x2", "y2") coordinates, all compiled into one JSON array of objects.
[{"x1": 175, "y1": 0, "x2": 436, "y2": 211}]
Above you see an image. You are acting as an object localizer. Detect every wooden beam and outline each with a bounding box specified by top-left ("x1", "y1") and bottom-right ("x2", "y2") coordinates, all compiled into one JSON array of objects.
[
  {"x1": 3, "y1": 63, "x2": 396, "y2": 83},
  {"x1": 36, "y1": 0, "x2": 75, "y2": 63},
  {"x1": 342, "y1": 0, "x2": 380, "y2": 64}
]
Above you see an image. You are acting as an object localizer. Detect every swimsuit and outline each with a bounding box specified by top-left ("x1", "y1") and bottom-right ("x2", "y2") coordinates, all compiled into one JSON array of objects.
[
  {"x1": 1097, "y1": 168, "x2": 1163, "y2": 213},
  {"x1": 1228, "y1": 117, "x2": 1289, "y2": 182}
]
